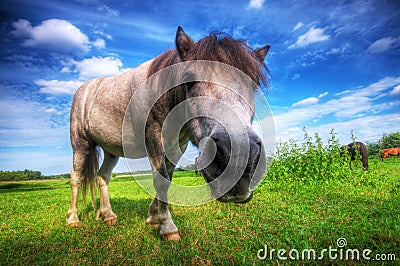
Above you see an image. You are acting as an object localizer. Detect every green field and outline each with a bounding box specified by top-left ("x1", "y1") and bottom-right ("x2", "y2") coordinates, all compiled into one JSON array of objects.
[{"x1": 0, "y1": 158, "x2": 399, "y2": 265}]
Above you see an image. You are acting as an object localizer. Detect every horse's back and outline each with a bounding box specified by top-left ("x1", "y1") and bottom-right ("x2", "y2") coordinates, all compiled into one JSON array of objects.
[
  {"x1": 384, "y1": 148, "x2": 400, "y2": 155},
  {"x1": 342, "y1": 142, "x2": 367, "y2": 156},
  {"x1": 70, "y1": 59, "x2": 154, "y2": 157}
]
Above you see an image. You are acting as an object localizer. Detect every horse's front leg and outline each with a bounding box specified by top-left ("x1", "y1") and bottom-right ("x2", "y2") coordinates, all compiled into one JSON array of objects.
[
  {"x1": 145, "y1": 198, "x2": 160, "y2": 228},
  {"x1": 147, "y1": 167, "x2": 180, "y2": 240},
  {"x1": 146, "y1": 148, "x2": 181, "y2": 239},
  {"x1": 145, "y1": 119, "x2": 187, "y2": 240}
]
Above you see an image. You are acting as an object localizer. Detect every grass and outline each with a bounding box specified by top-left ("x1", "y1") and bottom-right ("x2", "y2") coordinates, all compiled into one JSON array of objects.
[{"x1": 0, "y1": 157, "x2": 399, "y2": 265}]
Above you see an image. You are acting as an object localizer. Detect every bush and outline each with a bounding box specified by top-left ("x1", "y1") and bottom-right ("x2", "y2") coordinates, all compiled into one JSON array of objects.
[
  {"x1": 265, "y1": 128, "x2": 366, "y2": 183},
  {"x1": 366, "y1": 131, "x2": 400, "y2": 157},
  {"x1": 0, "y1": 169, "x2": 42, "y2": 181}
]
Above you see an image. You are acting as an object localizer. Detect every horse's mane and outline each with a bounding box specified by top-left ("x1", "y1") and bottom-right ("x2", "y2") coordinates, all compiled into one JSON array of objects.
[{"x1": 147, "y1": 32, "x2": 268, "y2": 86}]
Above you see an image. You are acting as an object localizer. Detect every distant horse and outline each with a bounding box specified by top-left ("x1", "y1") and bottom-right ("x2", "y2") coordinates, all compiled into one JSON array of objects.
[
  {"x1": 340, "y1": 142, "x2": 368, "y2": 170},
  {"x1": 67, "y1": 26, "x2": 270, "y2": 240},
  {"x1": 195, "y1": 157, "x2": 200, "y2": 176},
  {"x1": 381, "y1": 147, "x2": 400, "y2": 161}
]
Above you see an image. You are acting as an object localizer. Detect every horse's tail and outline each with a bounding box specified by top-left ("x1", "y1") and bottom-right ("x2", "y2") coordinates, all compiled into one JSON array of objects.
[{"x1": 82, "y1": 145, "x2": 99, "y2": 211}]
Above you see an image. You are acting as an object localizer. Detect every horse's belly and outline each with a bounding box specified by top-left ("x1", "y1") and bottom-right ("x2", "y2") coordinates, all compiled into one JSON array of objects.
[
  {"x1": 94, "y1": 137, "x2": 147, "y2": 159},
  {"x1": 89, "y1": 115, "x2": 148, "y2": 159}
]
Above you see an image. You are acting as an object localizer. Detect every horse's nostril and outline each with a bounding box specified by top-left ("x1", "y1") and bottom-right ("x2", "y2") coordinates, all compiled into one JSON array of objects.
[
  {"x1": 210, "y1": 134, "x2": 221, "y2": 143},
  {"x1": 257, "y1": 139, "x2": 262, "y2": 147}
]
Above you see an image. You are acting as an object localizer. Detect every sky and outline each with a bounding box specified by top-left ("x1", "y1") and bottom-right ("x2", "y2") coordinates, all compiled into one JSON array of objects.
[{"x1": 0, "y1": 0, "x2": 399, "y2": 175}]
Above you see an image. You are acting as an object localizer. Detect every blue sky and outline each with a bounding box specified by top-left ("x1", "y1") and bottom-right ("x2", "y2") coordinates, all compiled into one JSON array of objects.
[{"x1": 1, "y1": 0, "x2": 399, "y2": 175}]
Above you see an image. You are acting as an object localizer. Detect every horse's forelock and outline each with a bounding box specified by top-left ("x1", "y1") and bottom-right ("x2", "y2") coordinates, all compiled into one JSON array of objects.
[
  {"x1": 188, "y1": 32, "x2": 268, "y2": 86},
  {"x1": 147, "y1": 32, "x2": 268, "y2": 87}
]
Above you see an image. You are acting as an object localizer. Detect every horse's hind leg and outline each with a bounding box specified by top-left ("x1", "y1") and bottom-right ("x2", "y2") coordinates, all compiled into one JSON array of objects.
[
  {"x1": 67, "y1": 167, "x2": 84, "y2": 227},
  {"x1": 96, "y1": 151, "x2": 119, "y2": 224},
  {"x1": 67, "y1": 140, "x2": 95, "y2": 227}
]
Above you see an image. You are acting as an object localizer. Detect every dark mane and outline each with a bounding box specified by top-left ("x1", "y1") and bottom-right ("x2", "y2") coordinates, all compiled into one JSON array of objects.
[{"x1": 148, "y1": 32, "x2": 268, "y2": 86}]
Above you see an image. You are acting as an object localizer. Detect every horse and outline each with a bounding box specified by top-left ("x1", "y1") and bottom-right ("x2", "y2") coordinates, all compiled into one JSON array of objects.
[
  {"x1": 340, "y1": 142, "x2": 368, "y2": 170},
  {"x1": 194, "y1": 157, "x2": 200, "y2": 176},
  {"x1": 66, "y1": 26, "x2": 270, "y2": 240},
  {"x1": 381, "y1": 147, "x2": 400, "y2": 161}
]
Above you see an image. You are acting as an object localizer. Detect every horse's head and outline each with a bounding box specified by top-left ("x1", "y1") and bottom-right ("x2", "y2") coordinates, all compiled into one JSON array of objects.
[{"x1": 175, "y1": 27, "x2": 270, "y2": 203}]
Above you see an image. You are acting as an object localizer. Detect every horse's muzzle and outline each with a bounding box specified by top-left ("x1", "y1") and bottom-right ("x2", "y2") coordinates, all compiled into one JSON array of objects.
[{"x1": 199, "y1": 128, "x2": 265, "y2": 203}]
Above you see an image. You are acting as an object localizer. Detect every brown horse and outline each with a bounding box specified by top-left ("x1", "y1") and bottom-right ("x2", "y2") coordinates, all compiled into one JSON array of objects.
[
  {"x1": 381, "y1": 147, "x2": 400, "y2": 161},
  {"x1": 67, "y1": 26, "x2": 270, "y2": 240}
]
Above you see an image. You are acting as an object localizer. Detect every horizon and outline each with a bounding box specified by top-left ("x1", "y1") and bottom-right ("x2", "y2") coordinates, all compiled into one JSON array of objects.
[{"x1": 1, "y1": 0, "x2": 399, "y2": 175}]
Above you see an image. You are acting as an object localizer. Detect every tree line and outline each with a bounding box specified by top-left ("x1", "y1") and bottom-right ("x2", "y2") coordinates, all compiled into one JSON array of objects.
[
  {"x1": 366, "y1": 131, "x2": 400, "y2": 157},
  {"x1": 0, "y1": 169, "x2": 70, "y2": 181},
  {"x1": 0, "y1": 169, "x2": 42, "y2": 181}
]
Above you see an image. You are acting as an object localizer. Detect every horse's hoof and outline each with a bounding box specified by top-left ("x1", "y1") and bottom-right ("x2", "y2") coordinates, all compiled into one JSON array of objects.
[
  {"x1": 68, "y1": 222, "x2": 80, "y2": 228},
  {"x1": 104, "y1": 218, "x2": 117, "y2": 225},
  {"x1": 146, "y1": 221, "x2": 160, "y2": 229},
  {"x1": 150, "y1": 223, "x2": 160, "y2": 229},
  {"x1": 163, "y1": 232, "x2": 181, "y2": 241},
  {"x1": 145, "y1": 218, "x2": 160, "y2": 228}
]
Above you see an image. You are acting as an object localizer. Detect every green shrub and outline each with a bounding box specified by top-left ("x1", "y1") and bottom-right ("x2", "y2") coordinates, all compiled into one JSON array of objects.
[
  {"x1": 366, "y1": 131, "x2": 400, "y2": 157},
  {"x1": 0, "y1": 169, "x2": 42, "y2": 181},
  {"x1": 265, "y1": 128, "x2": 366, "y2": 184}
]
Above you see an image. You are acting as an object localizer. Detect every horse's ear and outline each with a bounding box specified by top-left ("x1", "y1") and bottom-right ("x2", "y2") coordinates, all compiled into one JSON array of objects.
[
  {"x1": 254, "y1": 45, "x2": 270, "y2": 62},
  {"x1": 176, "y1": 26, "x2": 194, "y2": 61}
]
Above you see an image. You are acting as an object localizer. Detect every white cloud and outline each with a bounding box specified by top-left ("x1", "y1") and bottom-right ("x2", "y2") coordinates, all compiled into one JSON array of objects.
[
  {"x1": 293, "y1": 21, "x2": 304, "y2": 31},
  {"x1": 0, "y1": 98, "x2": 69, "y2": 147},
  {"x1": 93, "y1": 38, "x2": 106, "y2": 49},
  {"x1": 367, "y1": 36, "x2": 400, "y2": 54},
  {"x1": 97, "y1": 5, "x2": 119, "y2": 17},
  {"x1": 68, "y1": 56, "x2": 123, "y2": 80},
  {"x1": 35, "y1": 79, "x2": 83, "y2": 95},
  {"x1": 45, "y1": 108, "x2": 57, "y2": 114},
  {"x1": 36, "y1": 56, "x2": 124, "y2": 96},
  {"x1": 94, "y1": 29, "x2": 113, "y2": 40},
  {"x1": 292, "y1": 97, "x2": 319, "y2": 108},
  {"x1": 274, "y1": 76, "x2": 400, "y2": 142},
  {"x1": 291, "y1": 92, "x2": 328, "y2": 108},
  {"x1": 391, "y1": 85, "x2": 400, "y2": 96},
  {"x1": 11, "y1": 19, "x2": 90, "y2": 53},
  {"x1": 36, "y1": 56, "x2": 123, "y2": 95},
  {"x1": 278, "y1": 114, "x2": 400, "y2": 144},
  {"x1": 318, "y1": 92, "x2": 328, "y2": 98},
  {"x1": 248, "y1": 0, "x2": 265, "y2": 9},
  {"x1": 0, "y1": 96, "x2": 72, "y2": 174},
  {"x1": 292, "y1": 73, "x2": 300, "y2": 80},
  {"x1": 289, "y1": 26, "x2": 330, "y2": 49},
  {"x1": 326, "y1": 43, "x2": 350, "y2": 57}
]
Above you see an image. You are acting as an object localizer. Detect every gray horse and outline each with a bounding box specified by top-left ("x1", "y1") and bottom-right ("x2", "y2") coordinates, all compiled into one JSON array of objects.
[{"x1": 67, "y1": 26, "x2": 270, "y2": 240}]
